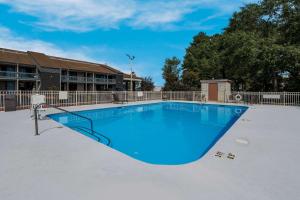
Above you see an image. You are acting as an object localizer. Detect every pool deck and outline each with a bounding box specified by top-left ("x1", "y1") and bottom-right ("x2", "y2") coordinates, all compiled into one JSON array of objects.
[{"x1": 0, "y1": 101, "x2": 299, "y2": 200}]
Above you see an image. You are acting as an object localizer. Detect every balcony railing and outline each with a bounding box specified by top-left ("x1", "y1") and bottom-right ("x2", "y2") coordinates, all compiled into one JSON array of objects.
[
  {"x1": 0, "y1": 71, "x2": 122, "y2": 85},
  {"x1": 86, "y1": 77, "x2": 93, "y2": 83},
  {"x1": 108, "y1": 79, "x2": 116, "y2": 84},
  {"x1": 0, "y1": 71, "x2": 16, "y2": 79},
  {"x1": 19, "y1": 72, "x2": 38, "y2": 80},
  {"x1": 95, "y1": 78, "x2": 108, "y2": 84},
  {"x1": 0, "y1": 71, "x2": 39, "y2": 80},
  {"x1": 71, "y1": 76, "x2": 86, "y2": 82},
  {"x1": 61, "y1": 75, "x2": 116, "y2": 84},
  {"x1": 61, "y1": 75, "x2": 85, "y2": 83}
]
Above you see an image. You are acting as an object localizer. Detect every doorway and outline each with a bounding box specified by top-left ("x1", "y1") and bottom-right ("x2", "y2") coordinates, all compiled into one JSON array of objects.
[{"x1": 208, "y1": 83, "x2": 218, "y2": 101}]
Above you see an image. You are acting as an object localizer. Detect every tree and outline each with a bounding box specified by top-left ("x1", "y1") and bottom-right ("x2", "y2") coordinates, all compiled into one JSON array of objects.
[
  {"x1": 182, "y1": 33, "x2": 222, "y2": 90},
  {"x1": 162, "y1": 57, "x2": 181, "y2": 91},
  {"x1": 180, "y1": 0, "x2": 300, "y2": 91},
  {"x1": 141, "y1": 76, "x2": 155, "y2": 91},
  {"x1": 226, "y1": 0, "x2": 300, "y2": 45}
]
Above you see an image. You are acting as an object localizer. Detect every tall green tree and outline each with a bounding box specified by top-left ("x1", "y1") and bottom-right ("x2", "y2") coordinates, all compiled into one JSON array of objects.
[
  {"x1": 180, "y1": 0, "x2": 300, "y2": 91},
  {"x1": 182, "y1": 33, "x2": 222, "y2": 90},
  {"x1": 141, "y1": 76, "x2": 155, "y2": 91},
  {"x1": 162, "y1": 57, "x2": 181, "y2": 91}
]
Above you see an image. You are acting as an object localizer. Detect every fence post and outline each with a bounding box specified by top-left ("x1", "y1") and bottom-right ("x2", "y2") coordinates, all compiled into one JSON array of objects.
[
  {"x1": 95, "y1": 92, "x2": 98, "y2": 104},
  {"x1": 34, "y1": 106, "x2": 39, "y2": 136},
  {"x1": 283, "y1": 91, "x2": 286, "y2": 106},
  {"x1": 192, "y1": 91, "x2": 195, "y2": 101},
  {"x1": 76, "y1": 91, "x2": 78, "y2": 106},
  {"x1": 259, "y1": 91, "x2": 261, "y2": 104},
  {"x1": 161, "y1": 91, "x2": 163, "y2": 100}
]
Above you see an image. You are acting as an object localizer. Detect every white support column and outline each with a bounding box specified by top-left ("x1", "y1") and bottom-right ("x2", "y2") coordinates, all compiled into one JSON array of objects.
[
  {"x1": 67, "y1": 70, "x2": 69, "y2": 91},
  {"x1": 106, "y1": 74, "x2": 108, "y2": 91},
  {"x1": 85, "y1": 72, "x2": 87, "y2": 91},
  {"x1": 35, "y1": 65, "x2": 39, "y2": 91},
  {"x1": 92, "y1": 73, "x2": 95, "y2": 91},
  {"x1": 16, "y1": 64, "x2": 19, "y2": 91},
  {"x1": 59, "y1": 68, "x2": 62, "y2": 91}
]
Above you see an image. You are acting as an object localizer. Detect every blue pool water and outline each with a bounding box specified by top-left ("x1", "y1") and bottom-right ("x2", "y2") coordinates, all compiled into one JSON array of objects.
[{"x1": 49, "y1": 102, "x2": 247, "y2": 165}]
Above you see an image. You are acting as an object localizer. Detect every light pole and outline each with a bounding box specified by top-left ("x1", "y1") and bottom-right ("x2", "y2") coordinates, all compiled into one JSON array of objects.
[{"x1": 126, "y1": 54, "x2": 135, "y2": 91}]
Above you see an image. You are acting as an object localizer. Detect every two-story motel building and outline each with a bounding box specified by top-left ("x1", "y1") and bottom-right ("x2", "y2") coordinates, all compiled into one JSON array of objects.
[{"x1": 0, "y1": 48, "x2": 142, "y2": 91}]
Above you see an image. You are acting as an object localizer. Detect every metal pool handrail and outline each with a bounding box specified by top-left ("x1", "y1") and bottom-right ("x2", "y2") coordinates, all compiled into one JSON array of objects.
[
  {"x1": 72, "y1": 126, "x2": 111, "y2": 146},
  {"x1": 34, "y1": 103, "x2": 111, "y2": 146}
]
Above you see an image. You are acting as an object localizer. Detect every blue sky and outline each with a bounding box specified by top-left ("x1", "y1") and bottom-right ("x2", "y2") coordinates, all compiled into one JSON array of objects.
[{"x1": 0, "y1": 0, "x2": 256, "y2": 85}]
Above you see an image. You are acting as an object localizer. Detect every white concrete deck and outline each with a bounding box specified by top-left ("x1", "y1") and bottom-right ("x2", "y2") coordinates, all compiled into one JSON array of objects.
[{"x1": 0, "y1": 102, "x2": 299, "y2": 200}]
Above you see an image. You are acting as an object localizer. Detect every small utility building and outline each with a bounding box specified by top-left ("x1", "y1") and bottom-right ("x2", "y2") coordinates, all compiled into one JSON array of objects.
[{"x1": 200, "y1": 79, "x2": 231, "y2": 102}]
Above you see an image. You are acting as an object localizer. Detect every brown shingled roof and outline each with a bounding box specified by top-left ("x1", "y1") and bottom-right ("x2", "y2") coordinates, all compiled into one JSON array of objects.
[
  {"x1": 123, "y1": 73, "x2": 143, "y2": 80},
  {"x1": 17, "y1": 53, "x2": 34, "y2": 65},
  {"x1": 28, "y1": 51, "x2": 58, "y2": 68},
  {"x1": 48, "y1": 56, "x2": 120, "y2": 74},
  {"x1": 0, "y1": 48, "x2": 122, "y2": 74},
  {"x1": 0, "y1": 50, "x2": 17, "y2": 64},
  {"x1": 0, "y1": 49, "x2": 33, "y2": 65}
]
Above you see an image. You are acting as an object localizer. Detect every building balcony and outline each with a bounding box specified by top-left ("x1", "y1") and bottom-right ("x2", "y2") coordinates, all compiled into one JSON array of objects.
[
  {"x1": 70, "y1": 76, "x2": 86, "y2": 83},
  {"x1": 95, "y1": 78, "x2": 116, "y2": 84},
  {"x1": 0, "y1": 71, "x2": 39, "y2": 80},
  {"x1": 61, "y1": 75, "x2": 86, "y2": 83},
  {"x1": 86, "y1": 77, "x2": 94, "y2": 83},
  {"x1": 0, "y1": 71, "x2": 16, "y2": 79},
  {"x1": 19, "y1": 72, "x2": 39, "y2": 80},
  {"x1": 95, "y1": 77, "x2": 107, "y2": 84},
  {"x1": 61, "y1": 75, "x2": 116, "y2": 84},
  {"x1": 107, "y1": 79, "x2": 116, "y2": 84}
]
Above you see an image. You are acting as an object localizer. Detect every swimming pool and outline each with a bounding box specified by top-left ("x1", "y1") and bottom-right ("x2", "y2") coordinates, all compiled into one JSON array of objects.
[{"x1": 49, "y1": 102, "x2": 247, "y2": 165}]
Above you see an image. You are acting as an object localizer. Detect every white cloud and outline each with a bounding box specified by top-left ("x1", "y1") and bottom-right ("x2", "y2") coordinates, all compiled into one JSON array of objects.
[
  {"x1": 0, "y1": 25, "x2": 138, "y2": 75},
  {"x1": 0, "y1": 25, "x2": 102, "y2": 62},
  {"x1": 130, "y1": 0, "x2": 234, "y2": 28},
  {"x1": 130, "y1": 1, "x2": 197, "y2": 28},
  {"x1": 0, "y1": 0, "x2": 258, "y2": 32},
  {"x1": 0, "y1": 0, "x2": 136, "y2": 32}
]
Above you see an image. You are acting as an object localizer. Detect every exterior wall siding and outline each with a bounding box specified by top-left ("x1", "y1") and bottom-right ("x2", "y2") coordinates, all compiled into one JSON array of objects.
[
  {"x1": 39, "y1": 71, "x2": 60, "y2": 90},
  {"x1": 201, "y1": 83, "x2": 209, "y2": 100},
  {"x1": 115, "y1": 74, "x2": 124, "y2": 91},
  {"x1": 77, "y1": 83, "x2": 85, "y2": 91},
  {"x1": 218, "y1": 82, "x2": 231, "y2": 102}
]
